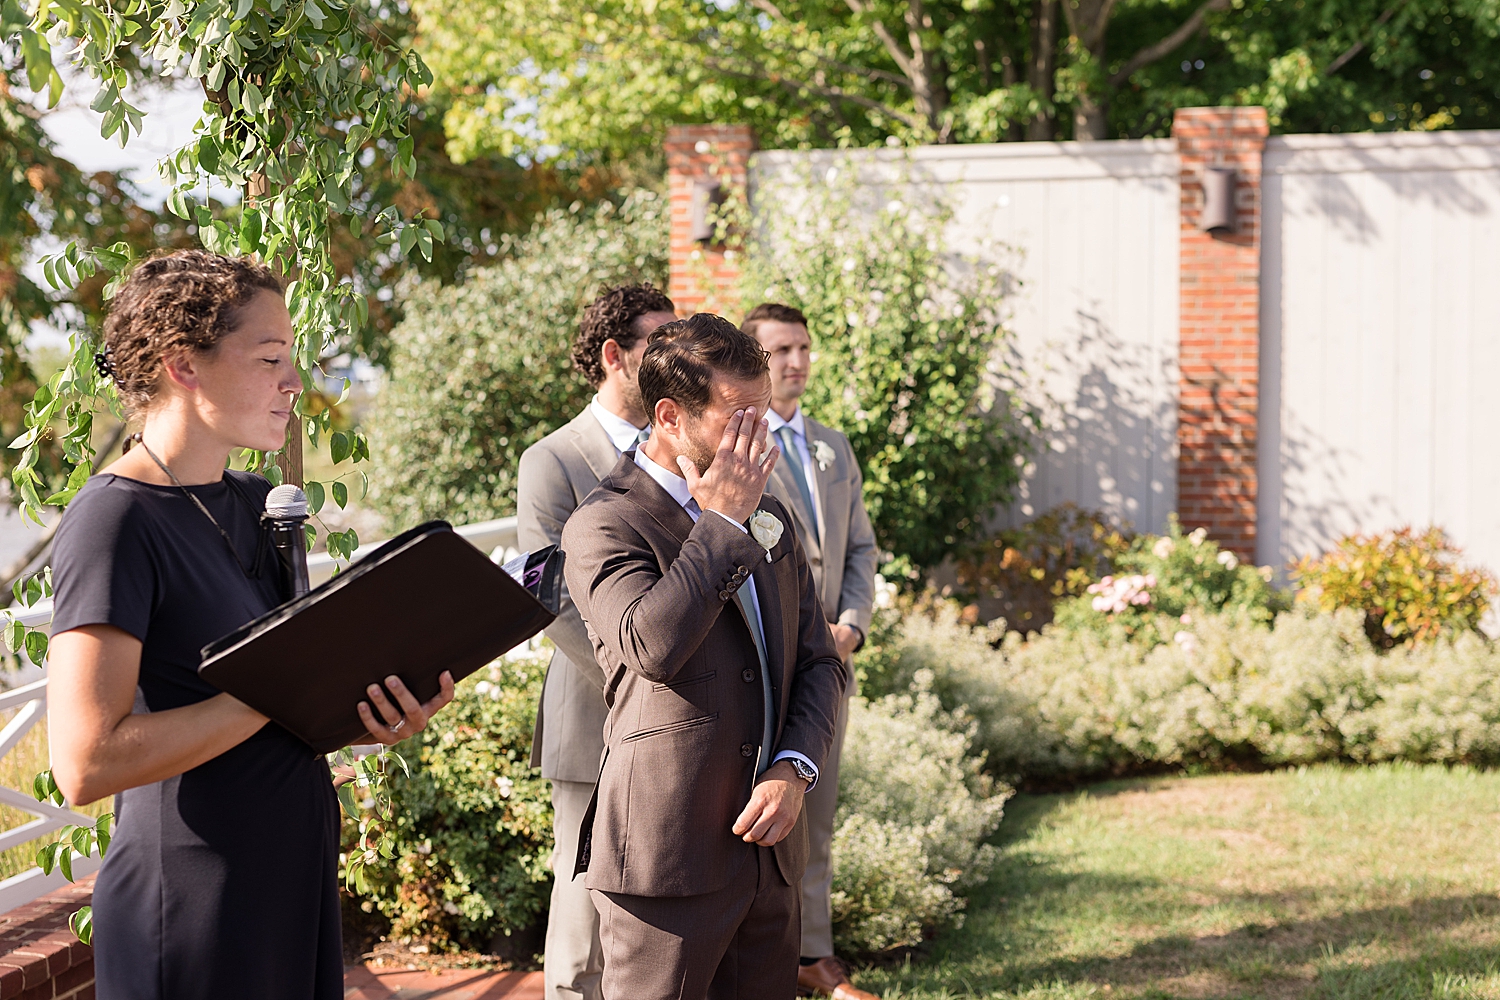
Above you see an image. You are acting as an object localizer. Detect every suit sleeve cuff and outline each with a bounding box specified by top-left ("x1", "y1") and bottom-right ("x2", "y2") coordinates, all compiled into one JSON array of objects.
[
  {"x1": 772, "y1": 750, "x2": 819, "y2": 791},
  {"x1": 711, "y1": 510, "x2": 749, "y2": 534}
]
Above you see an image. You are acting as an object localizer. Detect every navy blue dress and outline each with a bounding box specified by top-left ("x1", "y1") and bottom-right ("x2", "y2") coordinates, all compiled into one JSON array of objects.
[{"x1": 50, "y1": 471, "x2": 342, "y2": 1000}]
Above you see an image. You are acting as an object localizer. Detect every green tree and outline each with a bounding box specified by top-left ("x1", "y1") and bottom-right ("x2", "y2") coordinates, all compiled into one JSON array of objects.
[
  {"x1": 367, "y1": 190, "x2": 668, "y2": 529},
  {"x1": 741, "y1": 162, "x2": 1030, "y2": 575},
  {"x1": 417, "y1": 0, "x2": 1500, "y2": 154}
]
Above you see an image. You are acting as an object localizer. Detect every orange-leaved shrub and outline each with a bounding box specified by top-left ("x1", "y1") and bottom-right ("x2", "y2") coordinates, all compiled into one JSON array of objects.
[{"x1": 1293, "y1": 526, "x2": 1495, "y2": 649}]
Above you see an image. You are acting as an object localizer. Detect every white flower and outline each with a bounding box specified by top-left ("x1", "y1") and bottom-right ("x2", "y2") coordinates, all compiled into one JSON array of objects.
[
  {"x1": 1153, "y1": 536, "x2": 1175, "y2": 559},
  {"x1": 495, "y1": 776, "x2": 514, "y2": 798},
  {"x1": 750, "y1": 510, "x2": 784, "y2": 562},
  {"x1": 813, "y1": 440, "x2": 836, "y2": 471},
  {"x1": 1174, "y1": 631, "x2": 1199, "y2": 654},
  {"x1": 1189, "y1": 527, "x2": 1208, "y2": 547},
  {"x1": 1217, "y1": 550, "x2": 1239, "y2": 570}
]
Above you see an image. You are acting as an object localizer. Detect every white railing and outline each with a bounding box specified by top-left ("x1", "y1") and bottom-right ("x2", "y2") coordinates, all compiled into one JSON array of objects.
[{"x1": 0, "y1": 515, "x2": 518, "y2": 914}]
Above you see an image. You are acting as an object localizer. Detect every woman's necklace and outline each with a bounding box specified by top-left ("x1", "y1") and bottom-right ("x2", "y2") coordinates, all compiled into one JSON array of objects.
[{"x1": 133, "y1": 434, "x2": 256, "y2": 578}]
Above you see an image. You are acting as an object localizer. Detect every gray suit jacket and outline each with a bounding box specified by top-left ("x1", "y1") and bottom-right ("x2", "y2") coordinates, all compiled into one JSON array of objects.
[
  {"x1": 561, "y1": 456, "x2": 848, "y2": 897},
  {"x1": 517, "y1": 407, "x2": 619, "y2": 783},
  {"x1": 767, "y1": 414, "x2": 879, "y2": 639}
]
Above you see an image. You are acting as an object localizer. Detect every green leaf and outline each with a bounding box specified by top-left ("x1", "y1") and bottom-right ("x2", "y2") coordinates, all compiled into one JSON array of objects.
[
  {"x1": 95, "y1": 814, "x2": 112, "y2": 855},
  {"x1": 24, "y1": 574, "x2": 41, "y2": 607},
  {"x1": 305, "y1": 480, "x2": 325, "y2": 514},
  {"x1": 24, "y1": 629, "x2": 48, "y2": 667},
  {"x1": 58, "y1": 846, "x2": 72, "y2": 882},
  {"x1": 264, "y1": 463, "x2": 284, "y2": 488},
  {"x1": 68, "y1": 906, "x2": 92, "y2": 946},
  {"x1": 397, "y1": 225, "x2": 418, "y2": 258},
  {"x1": 332, "y1": 480, "x2": 348, "y2": 508},
  {"x1": 329, "y1": 431, "x2": 351, "y2": 465}
]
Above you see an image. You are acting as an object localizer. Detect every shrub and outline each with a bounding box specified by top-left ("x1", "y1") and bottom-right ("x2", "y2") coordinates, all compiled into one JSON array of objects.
[
  {"x1": 1050, "y1": 516, "x2": 1289, "y2": 646},
  {"x1": 367, "y1": 190, "x2": 668, "y2": 529},
  {"x1": 742, "y1": 160, "x2": 1032, "y2": 577},
  {"x1": 874, "y1": 601, "x2": 1500, "y2": 784},
  {"x1": 352, "y1": 646, "x2": 554, "y2": 951},
  {"x1": 831, "y1": 673, "x2": 1010, "y2": 954},
  {"x1": 1292, "y1": 526, "x2": 1495, "y2": 649},
  {"x1": 951, "y1": 503, "x2": 1133, "y2": 635}
]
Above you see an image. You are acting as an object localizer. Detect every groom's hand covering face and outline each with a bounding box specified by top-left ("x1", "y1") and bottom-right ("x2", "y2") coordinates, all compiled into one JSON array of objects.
[{"x1": 671, "y1": 376, "x2": 780, "y2": 525}]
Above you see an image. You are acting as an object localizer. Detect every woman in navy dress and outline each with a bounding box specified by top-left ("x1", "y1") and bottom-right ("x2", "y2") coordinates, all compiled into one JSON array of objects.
[{"x1": 47, "y1": 250, "x2": 455, "y2": 999}]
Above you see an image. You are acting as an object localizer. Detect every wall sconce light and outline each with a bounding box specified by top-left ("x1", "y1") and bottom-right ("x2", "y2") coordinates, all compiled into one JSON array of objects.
[
  {"x1": 1200, "y1": 167, "x2": 1237, "y2": 234},
  {"x1": 689, "y1": 181, "x2": 726, "y2": 243}
]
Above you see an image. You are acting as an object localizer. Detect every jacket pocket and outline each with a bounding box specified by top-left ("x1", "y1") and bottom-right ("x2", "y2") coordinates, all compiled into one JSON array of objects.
[
  {"x1": 650, "y1": 670, "x2": 716, "y2": 692},
  {"x1": 620, "y1": 713, "x2": 720, "y2": 743}
]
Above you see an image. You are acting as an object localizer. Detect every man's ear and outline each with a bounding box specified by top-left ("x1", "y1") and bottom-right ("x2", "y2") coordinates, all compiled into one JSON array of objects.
[
  {"x1": 600, "y1": 338, "x2": 625, "y2": 374},
  {"x1": 653, "y1": 397, "x2": 682, "y2": 435},
  {"x1": 161, "y1": 352, "x2": 203, "y2": 392}
]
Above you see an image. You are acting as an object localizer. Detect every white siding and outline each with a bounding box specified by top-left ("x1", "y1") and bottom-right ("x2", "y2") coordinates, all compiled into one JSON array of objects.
[
  {"x1": 752, "y1": 140, "x2": 1181, "y2": 534},
  {"x1": 1260, "y1": 130, "x2": 1500, "y2": 573}
]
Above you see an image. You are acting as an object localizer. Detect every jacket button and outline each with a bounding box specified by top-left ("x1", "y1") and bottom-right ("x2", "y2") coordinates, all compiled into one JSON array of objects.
[
  {"x1": 740, "y1": 743, "x2": 754, "y2": 757},
  {"x1": 742, "y1": 668, "x2": 755, "y2": 683},
  {"x1": 737, "y1": 565, "x2": 748, "y2": 574},
  {"x1": 719, "y1": 590, "x2": 731, "y2": 601}
]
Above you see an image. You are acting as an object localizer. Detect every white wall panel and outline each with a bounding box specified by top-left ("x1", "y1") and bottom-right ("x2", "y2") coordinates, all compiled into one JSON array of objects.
[
  {"x1": 752, "y1": 140, "x2": 1181, "y2": 535},
  {"x1": 1260, "y1": 130, "x2": 1500, "y2": 574}
]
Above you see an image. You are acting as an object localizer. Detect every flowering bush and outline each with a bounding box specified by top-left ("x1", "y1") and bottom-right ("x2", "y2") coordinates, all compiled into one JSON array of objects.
[
  {"x1": 1292, "y1": 526, "x2": 1495, "y2": 649},
  {"x1": 831, "y1": 672, "x2": 1010, "y2": 954},
  {"x1": 952, "y1": 504, "x2": 1134, "y2": 634},
  {"x1": 1051, "y1": 517, "x2": 1288, "y2": 644},
  {"x1": 351, "y1": 644, "x2": 554, "y2": 951}
]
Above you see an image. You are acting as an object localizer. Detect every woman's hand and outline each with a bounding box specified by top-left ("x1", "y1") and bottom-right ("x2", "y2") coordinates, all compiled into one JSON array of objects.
[{"x1": 357, "y1": 671, "x2": 457, "y2": 745}]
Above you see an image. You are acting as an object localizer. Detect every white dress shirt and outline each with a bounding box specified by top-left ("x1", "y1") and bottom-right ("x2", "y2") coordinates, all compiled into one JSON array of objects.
[
  {"x1": 632, "y1": 447, "x2": 820, "y2": 789},
  {"x1": 765, "y1": 406, "x2": 823, "y2": 541},
  {"x1": 589, "y1": 395, "x2": 649, "y2": 454}
]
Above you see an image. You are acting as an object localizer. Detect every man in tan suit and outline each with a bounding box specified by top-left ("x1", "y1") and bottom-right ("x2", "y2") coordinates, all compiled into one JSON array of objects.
[
  {"x1": 561, "y1": 314, "x2": 848, "y2": 1000},
  {"x1": 742, "y1": 303, "x2": 878, "y2": 1000},
  {"x1": 517, "y1": 284, "x2": 678, "y2": 1000}
]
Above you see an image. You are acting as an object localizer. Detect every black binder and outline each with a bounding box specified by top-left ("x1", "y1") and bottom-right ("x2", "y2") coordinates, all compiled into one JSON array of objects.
[{"x1": 199, "y1": 520, "x2": 563, "y2": 753}]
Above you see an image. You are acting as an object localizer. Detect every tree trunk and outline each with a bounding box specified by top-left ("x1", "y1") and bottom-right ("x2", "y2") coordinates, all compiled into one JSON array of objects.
[
  {"x1": 276, "y1": 422, "x2": 303, "y2": 488},
  {"x1": 1074, "y1": 95, "x2": 1110, "y2": 140},
  {"x1": 1026, "y1": 0, "x2": 1058, "y2": 140}
]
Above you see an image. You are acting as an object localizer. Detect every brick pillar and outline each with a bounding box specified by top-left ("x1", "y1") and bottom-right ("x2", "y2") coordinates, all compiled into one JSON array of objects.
[
  {"x1": 1173, "y1": 107, "x2": 1268, "y2": 559},
  {"x1": 664, "y1": 124, "x2": 754, "y2": 317}
]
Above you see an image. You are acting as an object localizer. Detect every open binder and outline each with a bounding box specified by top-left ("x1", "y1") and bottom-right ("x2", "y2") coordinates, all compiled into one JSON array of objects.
[{"x1": 199, "y1": 520, "x2": 563, "y2": 753}]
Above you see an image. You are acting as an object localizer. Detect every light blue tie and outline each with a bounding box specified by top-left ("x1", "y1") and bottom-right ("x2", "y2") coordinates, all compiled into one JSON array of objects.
[
  {"x1": 734, "y1": 588, "x2": 776, "y2": 776},
  {"x1": 774, "y1": 426, "x2": 816, "y2": 523}
]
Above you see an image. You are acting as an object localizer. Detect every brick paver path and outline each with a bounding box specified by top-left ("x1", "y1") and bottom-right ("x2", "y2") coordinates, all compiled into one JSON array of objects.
[{"x1": 344, "y1": 965, "x2": 543, "y2": 999}]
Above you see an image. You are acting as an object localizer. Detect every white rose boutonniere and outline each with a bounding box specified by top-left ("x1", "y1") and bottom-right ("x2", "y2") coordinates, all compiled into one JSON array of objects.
[
  {"x1": 749, "y1": 510, "x2": 784, "y2": 562},
  {"x1": 812, "y1": 439, "x2": 836, "y2": 471}
]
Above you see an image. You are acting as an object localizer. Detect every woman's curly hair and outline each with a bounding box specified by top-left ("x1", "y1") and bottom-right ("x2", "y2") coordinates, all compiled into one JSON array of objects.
[
  {"x1": 101, "y1": 250, "x2": 283, "y2": 409},
  {"x1": 571, "y1": 283, "x2": 675, "y2": 387}
]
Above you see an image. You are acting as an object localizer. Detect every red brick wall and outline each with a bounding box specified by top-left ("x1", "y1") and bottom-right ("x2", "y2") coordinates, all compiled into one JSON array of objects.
[
  {"x1": 1173, "y1": 107, "x2": 1269, "y2": 559},
  {"x1": 663, "y1": 124, "x2": 754, "y2": 317},
  {"x1": 0, "y1": 877, "x2": 95, "y2": 999}
]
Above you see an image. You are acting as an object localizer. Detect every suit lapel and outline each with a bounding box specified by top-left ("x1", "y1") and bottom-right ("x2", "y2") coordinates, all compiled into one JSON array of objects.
[
  {"x1": 802, "y1": 415, "x2": 844, "y2": 542},
  {"x1": 609, "y1": 454, "x2": 697, "y2": 544},
  {"x1": 754, "y1": 523, "x2": 797, "y2": 735},
  {"x1": 569, "y1": 407, "x2": 628, "y2": 483},
  {"x1": 770, "y1": 440, "x2": 823, "y2": 561}
]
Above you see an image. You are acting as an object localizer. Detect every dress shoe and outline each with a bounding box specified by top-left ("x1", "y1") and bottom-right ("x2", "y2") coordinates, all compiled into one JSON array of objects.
[{"x1": 796, "y1": 956, "x2": 878, "y2": 1000}]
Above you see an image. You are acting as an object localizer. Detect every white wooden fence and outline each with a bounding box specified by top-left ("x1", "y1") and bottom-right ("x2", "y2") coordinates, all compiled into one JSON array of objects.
[
  {"x1": 0, "y1": 516, "x2": 518, "y2": 915},
  {"x1": 755, "y1": 128, "x2": 1500, "y2": 578}
]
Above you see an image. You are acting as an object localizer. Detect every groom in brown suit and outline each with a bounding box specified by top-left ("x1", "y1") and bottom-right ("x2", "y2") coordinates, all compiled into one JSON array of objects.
[{"x1": 561, "y1": 314, "x2": 848, "y2": 1000}]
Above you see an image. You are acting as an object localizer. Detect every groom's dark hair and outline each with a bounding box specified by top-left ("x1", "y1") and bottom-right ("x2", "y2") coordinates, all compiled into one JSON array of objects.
[{"x1": 639, "y1": 313, "x2": 769, "y2": 421}]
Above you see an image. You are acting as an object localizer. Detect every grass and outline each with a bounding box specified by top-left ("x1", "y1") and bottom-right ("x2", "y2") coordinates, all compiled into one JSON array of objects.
[{"x1": 852, "y1": 764, "x2": 1500, "y2": 1000}]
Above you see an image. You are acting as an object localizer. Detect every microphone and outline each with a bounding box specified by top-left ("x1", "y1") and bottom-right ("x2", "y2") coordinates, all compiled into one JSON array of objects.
[{"x1": 264, "y1": 484, "x2": 310, "y2": 601}]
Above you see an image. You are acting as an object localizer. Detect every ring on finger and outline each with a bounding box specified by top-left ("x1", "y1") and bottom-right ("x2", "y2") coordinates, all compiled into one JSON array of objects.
[{"x1": 390, "y1": 719, "x2": 406, "y2": 732}]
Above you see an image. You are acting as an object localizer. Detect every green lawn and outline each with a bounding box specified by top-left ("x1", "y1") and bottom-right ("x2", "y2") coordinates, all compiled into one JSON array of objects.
[{"x1": 854, "y1": 764, "x2": 1500, "y2": 999}]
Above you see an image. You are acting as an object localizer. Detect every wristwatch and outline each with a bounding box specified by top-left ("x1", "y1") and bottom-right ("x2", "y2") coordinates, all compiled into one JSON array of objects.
[{"x1": 785, "y1": 757, "x2": 817, "y2": 786}]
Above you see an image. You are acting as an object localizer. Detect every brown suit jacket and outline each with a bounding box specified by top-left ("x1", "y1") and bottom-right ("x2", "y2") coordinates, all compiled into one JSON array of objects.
[{"x1": 561, "y1": 454, "x2": 848, "y2": 898}]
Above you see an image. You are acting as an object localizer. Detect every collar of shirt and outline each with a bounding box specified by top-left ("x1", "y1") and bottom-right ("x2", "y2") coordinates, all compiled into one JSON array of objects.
[
  {"x1": 590, "y1": 395, "x2": 649, "y2": 454},
  {"x1": 765, "y1": 406, "x2": 806, "y2": 441},
  {"x1": 633, "y1": 448, "x2": 696, "y2": 511}
]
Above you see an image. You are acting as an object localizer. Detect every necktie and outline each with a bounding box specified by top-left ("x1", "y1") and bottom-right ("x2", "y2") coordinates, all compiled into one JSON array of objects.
[
  {"x1": 636, "y1": 426, "x2": 651, "y2": 447},
  {"x1": 733, "y1": 588, "x2": 776, "y2": 776},
  {"x1": 774, "y1": 426, "x2": 816, "y2": 525}
]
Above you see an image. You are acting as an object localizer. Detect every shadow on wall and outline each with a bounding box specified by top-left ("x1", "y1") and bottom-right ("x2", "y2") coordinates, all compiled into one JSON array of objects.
[{"x1": 993, "y1": 302, "x2": 1175, "y2": 536}]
